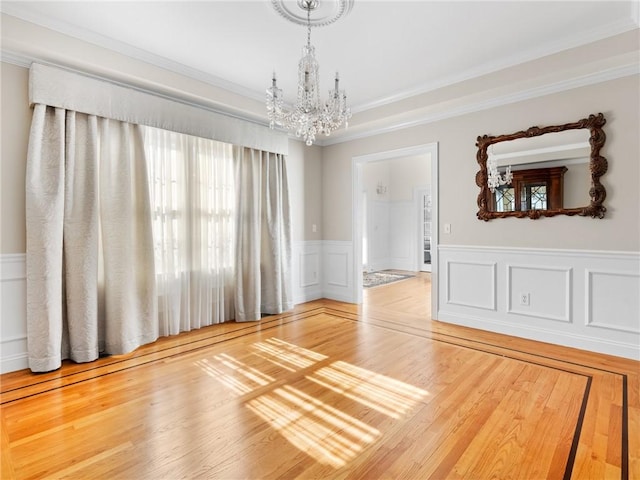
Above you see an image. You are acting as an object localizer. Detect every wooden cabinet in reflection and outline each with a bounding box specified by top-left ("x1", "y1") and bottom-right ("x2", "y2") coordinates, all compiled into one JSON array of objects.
[{"x1": 490, "y1": 166, "x2": 567, "y2": 212}]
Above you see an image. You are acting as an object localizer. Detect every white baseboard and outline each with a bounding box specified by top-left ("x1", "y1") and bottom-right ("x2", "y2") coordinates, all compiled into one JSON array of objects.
[
  {"x1": 1, "y1": 336, "x2": 28, "y2": 374},
  {"x1": 437, "y1": 310, "x2": 639, "y2": 360}
]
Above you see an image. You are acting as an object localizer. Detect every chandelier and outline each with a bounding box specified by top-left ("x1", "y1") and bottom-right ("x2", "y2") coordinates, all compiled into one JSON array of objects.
[{"x1": 266, "y1": 0, "x2": 352, "y2": 146}]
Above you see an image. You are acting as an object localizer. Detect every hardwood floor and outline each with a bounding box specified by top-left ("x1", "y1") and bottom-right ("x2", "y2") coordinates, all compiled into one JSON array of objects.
[{"x1": 2, "y1": 273, "x2": 638, "y2": 479}]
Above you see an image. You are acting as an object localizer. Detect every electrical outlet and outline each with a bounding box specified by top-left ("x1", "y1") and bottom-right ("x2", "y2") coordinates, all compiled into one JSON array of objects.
[{"x1": 520, "y1": 293, "x2": 530, "y2": 306}]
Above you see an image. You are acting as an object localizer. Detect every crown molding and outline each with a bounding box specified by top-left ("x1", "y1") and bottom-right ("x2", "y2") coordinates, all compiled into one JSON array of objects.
[
  {"x1": 0, "y1": 50, "x2": 32, "y2": 68},
  {"x1": 5, "y1": 46, "x2": 636, "y2": 149},
  {"x1": 351, "y1": 17, "x2": 640, "y2": 114},
  {"x1": 3, "y1": 5, "x2": 638, "y2": 149},
  {"x1": 7, "y1": 47, "x2": 634, "y2": 149},
  {"x1": 0, "y1": 7, "x2": 266, "y2": 105},
  {"x1": 319, "y1": 61, "x2": 640, "y2": 146}
]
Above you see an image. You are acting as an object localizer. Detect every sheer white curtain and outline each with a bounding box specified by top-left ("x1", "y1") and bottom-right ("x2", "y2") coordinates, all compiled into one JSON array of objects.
[
  {"x1": 234, "y1": 147, "x2": 293, "y2": 321},
  {"x1": 26, "y1": 105, "x2": 157, "y2": 373},
  {"x1": 143, "y1": 127, "x2": 236, "y2": 335},
  {"x1": 144, "y1": 130, "x2": 292, "y2": 327}
]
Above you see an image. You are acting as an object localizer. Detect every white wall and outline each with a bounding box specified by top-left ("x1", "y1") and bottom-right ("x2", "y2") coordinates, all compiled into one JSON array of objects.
[
  {"x1": 322, "y1": 75, "x2": 640, "y2": 250},
  {"x1": 286, "y1": 139, "x2": 323, "y2": 243},
  {"x1": 1, "y1": 15, "x2": 639, "y2": 371},
  {"x1": 320, "y1": 63, "x2": 639, "y2": 359},
  {"x1": 1, "y1": 62, "x2": 29, "y2": 254}
]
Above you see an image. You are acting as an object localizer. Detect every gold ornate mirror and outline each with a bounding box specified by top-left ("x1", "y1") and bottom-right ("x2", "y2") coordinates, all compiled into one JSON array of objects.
[{"x1": 476, "y1": 113, "x2": 607, "y2": 220}]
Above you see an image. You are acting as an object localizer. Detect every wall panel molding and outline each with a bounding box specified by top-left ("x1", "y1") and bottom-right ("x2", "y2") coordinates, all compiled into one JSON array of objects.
[
  {"x1": 292, "y1": 241, "x2": 322, "y2": 304},
  {"x1": 322, "y1": 241, "x2": 355, "y2": 303},
  {"x1": 2, "y1": 243, "x2": 358, "y2": 374},
  {"x1": 586, "y1": 268, "x2": 640, "y2": 334},
  {"x1": 506, "y1": 264, "x2": 572, "y2": 323},
  {"x1": 1, "y1": 253, "x2": 28, "y2": 373},
  {"x1": 438, "y1": 245, "x2": 639, "y2": 360},
  {"x1": 445, "y1": 260, "x2": 496, "y2": 310}
]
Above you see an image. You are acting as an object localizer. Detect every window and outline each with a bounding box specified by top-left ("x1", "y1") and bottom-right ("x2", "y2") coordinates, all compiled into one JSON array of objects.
[{"x1": 144, "y1": 126, "x2": 235, "y2": 277}]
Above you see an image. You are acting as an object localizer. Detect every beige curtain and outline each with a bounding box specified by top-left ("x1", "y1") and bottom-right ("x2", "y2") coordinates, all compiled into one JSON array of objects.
[
  {"x1": 234, "y1": 147, "x2": 293, "y2": 321},
  {"x1": 26, "y1": 104, "x2": 157, "y2": 373}
]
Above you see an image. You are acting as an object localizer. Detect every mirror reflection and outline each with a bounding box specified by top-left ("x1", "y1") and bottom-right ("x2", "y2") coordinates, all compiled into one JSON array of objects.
[
  {"x1": 489, "y1": 129, "x2": 591, "y2": 212},
  {"x1": 476, "y1": 113, "x2": 607, "y2": 220}
]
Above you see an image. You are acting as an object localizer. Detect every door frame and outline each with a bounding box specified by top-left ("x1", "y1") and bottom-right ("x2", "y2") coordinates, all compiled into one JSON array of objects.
[{"x1": 351, "y1": 142, "x2": 439, "y2": 319}]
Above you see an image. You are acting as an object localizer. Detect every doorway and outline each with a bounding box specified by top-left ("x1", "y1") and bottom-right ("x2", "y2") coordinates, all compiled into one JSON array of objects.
[
  {"x1": 417, "y1": 187, "x2": 432, "y2": 273},
  {"x1": 352, "y1": 143, "x2": 439, "y2": 319}
]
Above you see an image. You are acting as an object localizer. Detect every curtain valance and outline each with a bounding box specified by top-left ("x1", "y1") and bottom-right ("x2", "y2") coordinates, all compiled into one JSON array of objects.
[{"x1": 28, "y1": 63, "x2": 288, "y2": 155}]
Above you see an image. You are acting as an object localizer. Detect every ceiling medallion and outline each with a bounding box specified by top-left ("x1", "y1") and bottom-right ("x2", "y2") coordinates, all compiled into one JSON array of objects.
[
  {"x1": 267, "y1": 0, "x2": 353, "y2": 146},
  {"x1": 270, "y1": 0, "x2": 354, "y2": 27}
]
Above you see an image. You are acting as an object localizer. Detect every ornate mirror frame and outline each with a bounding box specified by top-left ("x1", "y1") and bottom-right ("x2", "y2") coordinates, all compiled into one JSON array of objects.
[{"x1": 476, "y1": 113, "x2": 607, "y2": 220}]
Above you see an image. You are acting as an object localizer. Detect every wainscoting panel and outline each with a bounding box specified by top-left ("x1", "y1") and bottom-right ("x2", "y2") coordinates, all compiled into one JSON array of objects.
[
  {"x1": 445, "y1": 261, "x2": 496, "y2": 310},
  {"x1": 1, "y1": 254, "x2": 28, "y2": 373},
  {"x1": 1, "y1": 243, "x2": 357, "y2": 374},
  {"x1": 438, "y1": 246, "x2": 640, "y2": 360},
  {"x1": 322, "y1": 241, "x2": 355, "y2": 303},
  {"x1": 586, "y1": 269, "x2": 640, "y2": 333},
  {"x1": 292, "y1": 241, "x2": 323, "y2": 304},
  {"x1": 507, "y1": 264, "x2": 571, "y2": 322}
]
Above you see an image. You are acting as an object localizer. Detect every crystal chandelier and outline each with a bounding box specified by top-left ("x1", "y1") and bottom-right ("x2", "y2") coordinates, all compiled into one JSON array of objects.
[
  {"x1": 487, "y1": 154, "x2": 513, "y2": 192},
  {"x1": 266, "y1": 0, "x2": 351, "y2": 146}
]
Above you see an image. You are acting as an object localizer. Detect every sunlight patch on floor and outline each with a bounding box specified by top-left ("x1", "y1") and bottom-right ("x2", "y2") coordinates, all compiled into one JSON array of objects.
[
  {"x1": 250, "y1": 337, "x2": 328, "y2": 371},
  {"x1": 307, "y1": 361, "x2": 429, "y2": 418},
  {"x1": 247, "y1": 385, "x2": 381, "y2": 468},
  {"x1": 194, "y1": 354, "x2": 274, "y2": 396},
  {"x1": 196, "y1": 337, "x2": 429, "y2": 467}
]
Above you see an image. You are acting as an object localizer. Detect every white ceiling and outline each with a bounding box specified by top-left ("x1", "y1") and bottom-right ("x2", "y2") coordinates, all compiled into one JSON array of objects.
[{"x1": 1, "y1": 1, "x2": 638, "y2": 113}]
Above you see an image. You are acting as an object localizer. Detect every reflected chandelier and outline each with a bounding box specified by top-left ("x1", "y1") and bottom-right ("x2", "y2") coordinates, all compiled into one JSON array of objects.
[
  {"x1": 267, "y1": 0, "x2": 352, "y2": 146},
  {"x1": 487, "y1": 155, "x2": 513, "y2": 192}
]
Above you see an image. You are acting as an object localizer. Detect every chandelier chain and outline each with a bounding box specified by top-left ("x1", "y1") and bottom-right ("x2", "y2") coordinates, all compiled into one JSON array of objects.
[{"x1": 306, "y1": 7, "x2": 311, "y2": 47}]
